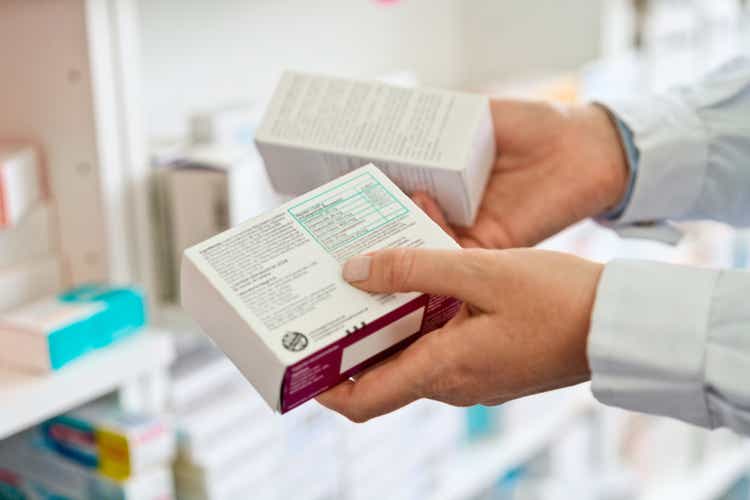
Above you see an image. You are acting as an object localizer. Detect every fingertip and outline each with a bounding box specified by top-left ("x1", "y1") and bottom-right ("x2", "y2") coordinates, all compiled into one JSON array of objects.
[
  {"x1": 316, "y1": 380, "x2": 354, "y2": 413},
  {"x1": 342, "y1": 255, "x2": 373, "y2": 283}
]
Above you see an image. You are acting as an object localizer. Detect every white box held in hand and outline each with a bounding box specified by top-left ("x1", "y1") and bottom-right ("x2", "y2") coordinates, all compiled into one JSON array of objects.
[
  {"x1": 182, "y1": 164, "x2": 461, "y2": 413},
  {"x1": 255, "y1": 71, "x2": 496, "y2": 226}
]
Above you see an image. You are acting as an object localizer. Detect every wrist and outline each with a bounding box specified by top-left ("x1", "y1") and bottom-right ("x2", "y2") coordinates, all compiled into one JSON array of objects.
[{"x1": 571, "y1": 104, "x2": 630, "y2": 215}]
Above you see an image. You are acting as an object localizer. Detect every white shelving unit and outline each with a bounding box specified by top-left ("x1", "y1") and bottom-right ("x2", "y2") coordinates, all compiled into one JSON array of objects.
[
  {"x1": 0, "y1": 0, "x2": 173, "y2": 441},
  {"x1": 431, "y1": 394, "x2": 595, "y2": 500},
  {"x1": 0, "y1": 330, "x2": 174, "y2": 440}
]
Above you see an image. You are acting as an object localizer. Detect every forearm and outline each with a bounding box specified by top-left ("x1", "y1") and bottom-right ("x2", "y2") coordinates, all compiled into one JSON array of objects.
[{"x1": 588, "y1": 260, "x2": 750, "y2": 434}]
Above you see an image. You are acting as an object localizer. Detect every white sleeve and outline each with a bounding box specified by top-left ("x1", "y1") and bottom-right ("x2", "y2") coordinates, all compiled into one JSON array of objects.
[
  {"x1": 588, "y1": 260, "x2": 750, "y2": 434},
  {"x1": 601, "y1": 57, "x2": 750, "y2": 229}
]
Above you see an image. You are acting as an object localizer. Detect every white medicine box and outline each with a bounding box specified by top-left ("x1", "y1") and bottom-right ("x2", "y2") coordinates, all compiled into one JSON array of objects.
[
  {"x1": 255, "y1": 71, "x2": 496, "y2": 227},
  {"x1": 181, "y1": 164, "x2": 461, "y2": 413}
]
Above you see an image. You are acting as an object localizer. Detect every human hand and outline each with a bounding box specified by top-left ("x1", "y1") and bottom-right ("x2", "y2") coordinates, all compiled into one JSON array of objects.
[
  {"x1": 317, "y1": 247, "x2": 602, "y2": 422},
  {"x1": 414, "y1": 100, "x2": 629, "y2": 248}
]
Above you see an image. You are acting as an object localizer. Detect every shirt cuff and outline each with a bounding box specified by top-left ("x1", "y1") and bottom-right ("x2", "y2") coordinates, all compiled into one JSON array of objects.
[
  {"x1": 599, "y1": 112, "x2": 639, "y2": 221},
  {"x1": 600, "y1": 95, "x2": 709, "y2": 225},
  {"x1": 588, "y1": 259, "x2": 720, "y2": 428}
]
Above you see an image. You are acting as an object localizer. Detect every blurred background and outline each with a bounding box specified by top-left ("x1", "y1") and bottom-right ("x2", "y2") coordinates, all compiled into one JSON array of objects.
[{"x1": 1, "y1": 1, "x2": 749, "y2": 499}]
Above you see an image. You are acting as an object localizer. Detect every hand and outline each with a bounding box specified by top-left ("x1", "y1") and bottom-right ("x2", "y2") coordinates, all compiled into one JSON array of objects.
[
  {"x1": 413, "y1": 100, "x2": 629, "y2": 248},
  {"x1": 317, "y1": 247, "x2": 602, "y2": 422}
]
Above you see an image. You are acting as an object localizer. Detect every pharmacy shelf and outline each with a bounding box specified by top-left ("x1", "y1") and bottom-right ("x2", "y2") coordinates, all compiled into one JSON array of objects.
[
  {"x1": 0, "y1": 330, "x2": 174, "y2": 439},
  {"x1": 431, "y1": 393, "x2": 594, "y2": 500},
  {"x1": 639, "y1": 442, "x2": 750, "y2": 500}
]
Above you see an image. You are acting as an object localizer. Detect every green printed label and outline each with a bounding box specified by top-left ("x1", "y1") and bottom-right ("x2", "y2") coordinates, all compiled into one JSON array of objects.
[{"x1": 288, "y1": 173, "x2": 408, "y2": 253}]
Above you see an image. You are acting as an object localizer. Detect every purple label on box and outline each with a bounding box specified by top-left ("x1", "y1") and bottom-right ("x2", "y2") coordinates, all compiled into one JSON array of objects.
[{"x1": 280, "y1": 294, "x2": 462, "y2": 413}]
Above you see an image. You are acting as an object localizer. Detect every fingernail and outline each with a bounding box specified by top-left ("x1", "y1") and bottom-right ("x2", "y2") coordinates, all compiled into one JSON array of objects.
[{"x1": 342, "y1": 255, "x2": 372, "y2": 282}]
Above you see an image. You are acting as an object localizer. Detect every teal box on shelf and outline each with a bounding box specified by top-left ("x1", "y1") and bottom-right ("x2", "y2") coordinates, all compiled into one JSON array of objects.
[{"x1": 0, "y1": 284, "x2": 146, "y2": 373}]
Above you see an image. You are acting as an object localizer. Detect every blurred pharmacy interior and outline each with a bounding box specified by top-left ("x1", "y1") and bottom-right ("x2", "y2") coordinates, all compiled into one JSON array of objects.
[{"x1": 1, "y1": 0, "x2": 750, "y2": 499}]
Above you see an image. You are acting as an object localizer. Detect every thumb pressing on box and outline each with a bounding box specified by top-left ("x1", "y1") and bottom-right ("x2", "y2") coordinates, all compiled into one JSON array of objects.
[
  {"x1": 321, "y1": 247, "x2": 600, "y2": 422},
  {"x1": 341, "y1": 248, "x2": 494, "y2": 312}
]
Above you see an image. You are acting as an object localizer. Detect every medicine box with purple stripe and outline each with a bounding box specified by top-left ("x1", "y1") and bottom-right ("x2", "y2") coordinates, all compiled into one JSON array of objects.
[{"x1": 181, "y1": 164, "x2": 461, "y2": 413}]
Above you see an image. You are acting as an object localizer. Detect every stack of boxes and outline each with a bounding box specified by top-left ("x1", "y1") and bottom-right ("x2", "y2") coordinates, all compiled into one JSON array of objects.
[
  {"x1": 339, "y1": 400, "x2": 462, "y2": 500},
  {"x1": 0, "y1": 142, "x2": 61, "y2": 313},
  {"x1": 0, "y1": 142, "x2": 148, "y2": 374},
  {"x1": 169, "y1": 341, "x2": 283, "y2": 500},
  {"x1": 0, "y1": 399, "x2": 175, "y2": 500},
  {"x1": 151, "y1": 104, "x2": 284, "y2": 302},
  {"x1": 0, "y1": 285, "x2": 147, "y2": 373}
]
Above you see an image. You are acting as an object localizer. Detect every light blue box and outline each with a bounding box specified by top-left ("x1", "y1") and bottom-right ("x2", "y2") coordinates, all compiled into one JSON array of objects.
[{"x1": 0, "y1": 285, "x2": 146, "y2": 372}]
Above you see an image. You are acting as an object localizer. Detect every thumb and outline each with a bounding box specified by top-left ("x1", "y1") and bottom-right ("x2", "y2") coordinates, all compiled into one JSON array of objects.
[{"x1": 341, "y1": 248, "x2": 494, "y2": 311}]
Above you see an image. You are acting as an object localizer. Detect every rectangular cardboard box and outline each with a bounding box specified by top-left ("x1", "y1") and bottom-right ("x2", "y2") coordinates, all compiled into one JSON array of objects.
[
  {"x1": 0, "y1": 432, "x2": 174, "y2": 500},
  {"x1": 0, "y1": 142, "x2": 43, "y2": 228},
  {"x1": 182, "y1": 164, "x2": 461, "y2": 413},
  {"x1": 158, "y1": 145, "x2": 284, "y2": 300},
  {"x1": 0, "y1": 203, "x2": 55, "y2": 268},
  {"x1": 255, "y1": 71, "x2": 496, "y2": 226},
  {"x1": 0, "y1": 255, "x2": 61, "y2": 313},
  {"x1": 0, "y1": 284, "x2": 146, "y2": 373},
  {"x1": 39, "y1": 399, "x2": 175, "y2": 481}
]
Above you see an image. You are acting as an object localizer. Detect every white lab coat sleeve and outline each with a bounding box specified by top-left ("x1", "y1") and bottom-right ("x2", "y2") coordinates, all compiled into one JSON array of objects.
[
  {"x1": 589, "y1": 260, "x2": 750, "y2": 434},
  {"x1": 600, "y1": 57, "x2": 750, "y2": 229}
]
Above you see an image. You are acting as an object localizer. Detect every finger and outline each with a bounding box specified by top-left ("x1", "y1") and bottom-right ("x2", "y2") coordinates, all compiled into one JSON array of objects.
[
  {"x1": 411, "y1": 192, "x2": 458, "y2": 241},
  {"x1": 341, "y1": 248, "x2": 495, "y2": 311},
  {"x1": 316, "y1": 348, "x2": 426, "y2": 423}
]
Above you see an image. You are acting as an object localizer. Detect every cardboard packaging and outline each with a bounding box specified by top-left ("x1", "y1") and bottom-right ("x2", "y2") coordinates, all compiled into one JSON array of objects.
[
  {"x1": 255, "y1": 71, "x2": 496, "y2": 226},
  {"x1": 182, "y1": 164, "x2": 461, "y2": 413},
  {"x1": 0, "y1": 256, "x2": 61, "y2": 313},
  {"x1": 169, "y1": 345, "x2": 242, "y2": 412},
  {"x1": 157, "y1": 145, "x2": 284, "y2": 300},
  {"x1": 176, "y1": 382, "x2": 272, "y2": 457},
  {"x1": 0, "y1": 432, "x2": 174, "y2": 500},
  {"x1": 39, "y1": 400, "x2": 175, "y2": 481},
  {"x1": 0, "y1": 284, "x2": 146, "y2": 372},
  {"x1": 190, "y1": 103, "x2": 260, "y2": 147},
  {"x1": 0, "y1": 203, "x2": 55, "y2": 268},
  {"x1": 0, "y1": 142, "x2": 43, "y2": 228}
]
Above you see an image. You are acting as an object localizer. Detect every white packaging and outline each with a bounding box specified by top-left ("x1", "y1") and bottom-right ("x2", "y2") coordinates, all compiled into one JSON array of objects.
[
  {"x1": 161, "y1": 145, "x2": 284, "y2": 297},
  {"x1": 190, "y1": 102, "x2": 260, "y2": 146},
  {"x1": 0, "y1": 255, "x2": 61, "y2": 312},
  {"x1": 170, "y1": 345, "x2": 243, "y2": 411},
  {"x1": 0, "y1": 142, "x2": 43, "y2": 228},
  {"x1": 177, "y1": 382, "x2": 273, "y2": 455},
  {"x1": 0, "y1": 433, "x2": 174, "y2": 500},
  {"x1": 255, "y1": 71, "x2": 496, "y2": 226},
  {"x1": 0, "y1": 203, "x2": 54, "y2": 268},
  {"x1": 182, "y1": 164, "x2": 461, "y2": 413},
  {"x1": 41, "y1": 400, "x2": 176, "y2": 480}
]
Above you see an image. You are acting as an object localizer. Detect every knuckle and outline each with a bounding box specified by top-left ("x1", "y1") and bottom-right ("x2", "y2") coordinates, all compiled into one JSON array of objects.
[
  {"x1": 386, "y1": 248, "x2": 417, "y2": 291},
  {"x1": 344, "y1": 410, "x2": 369, "y2": 424}
]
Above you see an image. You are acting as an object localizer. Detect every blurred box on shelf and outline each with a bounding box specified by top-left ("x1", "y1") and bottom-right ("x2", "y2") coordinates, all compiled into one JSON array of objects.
[
  {"x1": 255, "y1": 70, "x2": 496, "y2": 226},
  {"x1": 0, "y1": 464, "x2": 74, "y2": 500},
  {"x1": 190, "y1": 102, "x2": 261, "y2": 147},
  {"x1": 0, "y1": 284, "x2": 145, "y2": 373},
  {"x1": 176, "y1": 381, "x2": 274, "y2": 459},
  {"x1": 169, "y1": 343, "x2": 242, "y2": 412},
  {"x1": 174, "y1": 464, "x2": 280, "y2": 500},
  {"x1": 0, "y1": 142, "x2": 43, "y2": 229},
  {"x1": 0, "y1": 255, "x2": 61, "y2": 312},
  {"x1": 155, "y1": 145, "x2": 283, "y2": 300},
  {"x1": 0, "y1": 432, "x2": 174, "y2": 500},
  {"x1": 182, "y1": 164, "x2": 461, "y2": 413},
  {"x1": 39, "y1": 399, "x2": 175, "y2": 481},
  {"x1": 0, "y1": 204, "x2": 55, "y2": 268}
]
